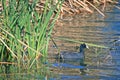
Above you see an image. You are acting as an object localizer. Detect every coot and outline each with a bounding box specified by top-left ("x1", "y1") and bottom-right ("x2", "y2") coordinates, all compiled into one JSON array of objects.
[{"x1": 58, "y1": 43, "x2": 88, "y2": 66}]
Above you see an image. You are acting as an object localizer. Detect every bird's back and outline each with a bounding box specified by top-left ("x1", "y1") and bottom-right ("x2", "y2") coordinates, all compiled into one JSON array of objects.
[{"x1": 60, "y1": 51, "x2": 84, "y2": 60}]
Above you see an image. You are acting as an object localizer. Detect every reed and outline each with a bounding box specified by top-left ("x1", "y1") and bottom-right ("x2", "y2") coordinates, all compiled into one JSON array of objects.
[
  {"x1": 59, "y1": 0, "x2": 118, "y2": 17},
  {"x1": 56, "y1": 37, "x2": 108, "y2": 48},
  {"x1": 0, "y1": 0, "x2": 62, "y2": 75}
]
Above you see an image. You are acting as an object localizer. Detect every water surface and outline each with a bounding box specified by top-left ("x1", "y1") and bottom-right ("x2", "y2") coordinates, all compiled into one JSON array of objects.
[{"x1": 49, "y1": 2, "x2": 120, "y2": 80}]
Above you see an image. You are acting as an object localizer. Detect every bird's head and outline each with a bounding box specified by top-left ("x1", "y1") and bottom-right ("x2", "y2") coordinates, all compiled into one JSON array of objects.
[{"x1": 80, "y1": 43, "x2": 89, "y2": 49}]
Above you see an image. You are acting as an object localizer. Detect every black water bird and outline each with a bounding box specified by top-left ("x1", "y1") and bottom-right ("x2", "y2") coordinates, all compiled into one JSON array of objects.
[{"x1": 58, "y1": 43, "x2": 89, "y2": 66}]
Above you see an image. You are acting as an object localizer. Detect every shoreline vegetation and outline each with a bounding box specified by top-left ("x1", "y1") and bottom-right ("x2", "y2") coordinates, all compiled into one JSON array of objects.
[
  {"x1": 56, "y1": 0, "x2": 118, "y2": 17},
  {"x1": 0, "y1": 0, "x2": 62, "y2": 75},
  {"x1": 24, "y1": 0, "x2": 118, "y2": 17},
  {"x1": 0, "y1": 0, "x2": 119, "y2": 17},
  {"x1": 0, "y1": 0, "x2": 119, "y2": 79}
]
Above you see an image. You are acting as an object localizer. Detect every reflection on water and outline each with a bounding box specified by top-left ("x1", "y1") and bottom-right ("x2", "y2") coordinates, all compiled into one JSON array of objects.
[
  {"x1": 49, "y1": 2, "x2": 120, "y2": 80},
  {"x1": 52, "y1": 63, "x2": 85, "y2": 70}
]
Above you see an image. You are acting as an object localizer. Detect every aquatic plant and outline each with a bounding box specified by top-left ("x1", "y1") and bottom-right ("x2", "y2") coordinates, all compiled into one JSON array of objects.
[
  {"x1": 0, "y1": 0, "x2": 63, "y2": 74},
  {"x1": 58, "y1": 0, "x2": 118, "y2": 17}
]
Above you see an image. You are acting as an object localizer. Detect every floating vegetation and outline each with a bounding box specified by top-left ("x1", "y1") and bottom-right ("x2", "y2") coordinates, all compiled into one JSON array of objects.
[{"x1": 56, "y1": 37, "x2": 108, "y2": 48}]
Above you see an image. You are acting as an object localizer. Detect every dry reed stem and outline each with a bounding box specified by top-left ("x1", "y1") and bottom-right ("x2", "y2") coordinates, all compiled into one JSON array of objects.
[
  {"x1": 115, "y1": 5, "x2": 120, "y2": 10},
  {"x1": 0, "y1": 0, "x2": 118, "y2": 17},
  {"x1": 86, "y1": 1, "x2": 105, "y2": 17}
]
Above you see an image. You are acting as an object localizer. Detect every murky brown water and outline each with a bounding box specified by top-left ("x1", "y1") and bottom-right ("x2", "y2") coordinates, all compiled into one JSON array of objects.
[{"x1": 48, "y1": 2, "x2": 120, "y2": 80}]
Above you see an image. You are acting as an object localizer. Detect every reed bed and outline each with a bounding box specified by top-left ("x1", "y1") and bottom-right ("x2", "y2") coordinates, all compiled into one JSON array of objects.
[
  {"x1": 61, "y1": 0, "x2": 118, "y2": 17},
  {"x1": 0, "y1": 0, "x2": 118, "y2": 17},
  {"x1": 34, "y1": 0, "x2": 118, "y2": 17},
  {"x1": 0, "y1": 1, "x2": 63, "y2": 78}
]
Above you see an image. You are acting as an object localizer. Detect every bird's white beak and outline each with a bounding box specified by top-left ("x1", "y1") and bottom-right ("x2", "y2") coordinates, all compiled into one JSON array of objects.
[{"x1": 86, "y1": 45, "x2": 89, "y2": 49}]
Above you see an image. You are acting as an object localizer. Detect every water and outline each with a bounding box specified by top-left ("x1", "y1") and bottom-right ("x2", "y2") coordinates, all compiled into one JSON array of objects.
[{"x1": 48, "y1": 2, "x2": 120, "y2": 80}]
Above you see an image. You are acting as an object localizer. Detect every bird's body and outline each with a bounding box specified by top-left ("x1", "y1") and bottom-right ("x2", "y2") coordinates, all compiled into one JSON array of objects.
[
  {"x1": 58, "y1": 44, "x2": 88, "y2": 65},
  {"x1": 60, "y1": 51, "x2": 84, "y2": 61}
]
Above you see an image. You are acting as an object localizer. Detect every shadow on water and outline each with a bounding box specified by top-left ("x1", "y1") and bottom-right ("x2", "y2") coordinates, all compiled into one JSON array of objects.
[{"x1": 48, "y1": 1, "x2": 120, "y2": 80}]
